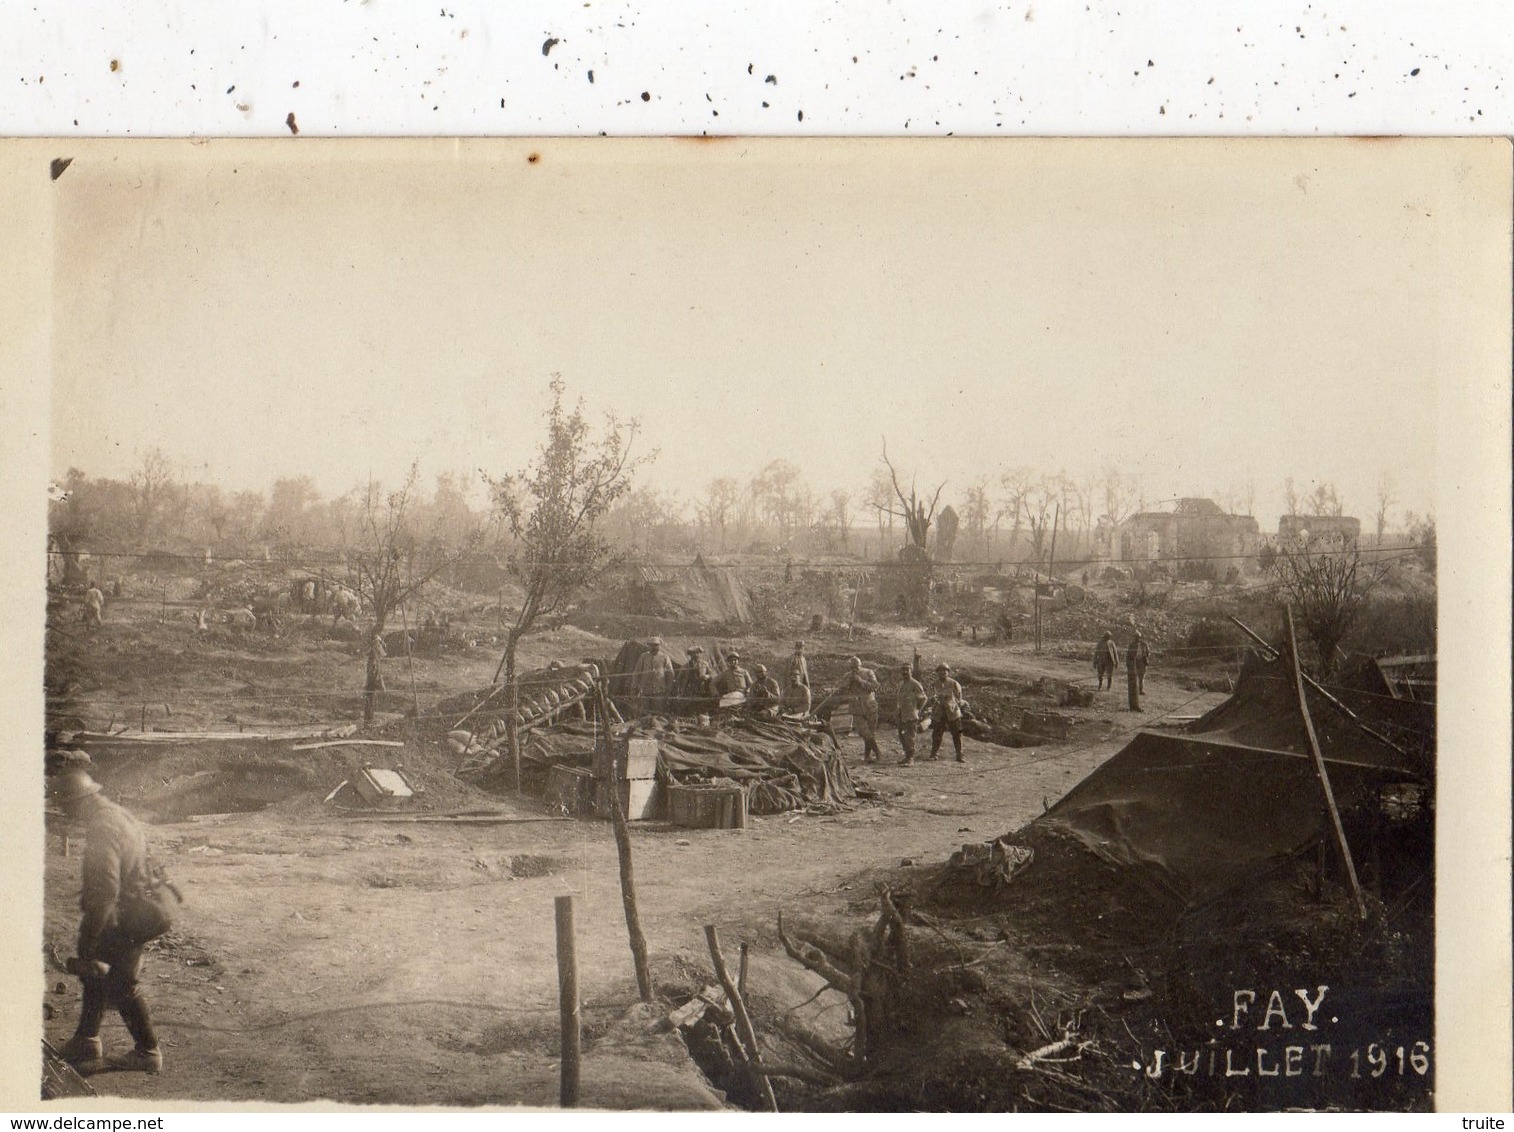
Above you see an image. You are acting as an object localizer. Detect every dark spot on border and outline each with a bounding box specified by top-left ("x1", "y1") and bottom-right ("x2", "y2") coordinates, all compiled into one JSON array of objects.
[
  {"x1": 527, "y1": 152, "x2": 540, "y2": 163},
  {"x1": 109, "y1": 59, "x2": 119, "y2": 73},
  {"x1": 1409, "y1": 67, "x2": 1420, "y2": 76},
  {"x1": 797, "y1": 109, "x2": 804, "y2": 121},
  {"x1": 292, "y1": 80, "x2": 300, "y2": 88},
  {"x1": 542, "y1": 37, "x2": 559, "y2": 56},
  {"x1": 640, "y1": 91, "x2": 650, "y2": 101},
  {"x1": 765, "y1": 74, "x2": 777, "y2": 85},
  {"x1": 587, "y1": 69, "x2": 594, "y2": 83},
  {"x1": 285, "y1": 112, "x2": 299, "y2": 135},
  {"x1": 50, "y1": 157, "x2": 72, "y2": 182}
]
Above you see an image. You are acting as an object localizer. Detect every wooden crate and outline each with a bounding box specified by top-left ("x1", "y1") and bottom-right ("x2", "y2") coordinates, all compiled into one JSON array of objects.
[
  {"x1": 594, "y1": 736, "x2": 661, "y2": 781},
  {"x1": 352, "y1": 766, "x2": 415, "y2": 807},
  {"x1": 667, "y1": 783, "x2": 748, "y2": 830},
  {"x1": 594, "y1": 777, "x2": 661, "y2": 821}
]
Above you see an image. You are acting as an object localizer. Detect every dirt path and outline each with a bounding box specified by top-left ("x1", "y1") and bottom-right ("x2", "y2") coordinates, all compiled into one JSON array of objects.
[{"x1": 43, "y1": 662, "x2": 1221, "y2": 1107}]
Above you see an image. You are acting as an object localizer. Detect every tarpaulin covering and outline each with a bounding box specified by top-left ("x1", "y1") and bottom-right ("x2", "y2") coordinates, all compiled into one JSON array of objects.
[
  {"x1": 1039, "y1": 732, "x2": 1377, "y2": 907},
  {"x1": 652, "y1": 716, "x2": 856, "y2": 814},
  {"x1": 525, "y1": 715, "x2": 856, "y2": 815},
  {"x1": 1033, "y1": 650, "x2": 1434, "y2": 908},
  {"x1": 1188, "y1": 650, "x2": 1431, "y2": 777}
]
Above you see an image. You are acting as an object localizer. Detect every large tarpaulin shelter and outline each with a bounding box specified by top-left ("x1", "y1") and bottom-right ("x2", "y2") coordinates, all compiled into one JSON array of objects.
[
  {"x1": 1036, "y1": 650, "x2": 1432, "y2": 908},
  {"x1": 526, "y1": 715, "x2": 856, "y2": 815}
]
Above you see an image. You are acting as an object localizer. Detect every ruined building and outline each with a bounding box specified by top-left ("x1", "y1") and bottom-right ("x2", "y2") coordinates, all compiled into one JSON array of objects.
[
  {"x1": 1277, "y1": 514, "x2": 1362, "y2": 546},
  {"x1": 1114, "y1": 498, "x2": 1260, "y2": 574}
]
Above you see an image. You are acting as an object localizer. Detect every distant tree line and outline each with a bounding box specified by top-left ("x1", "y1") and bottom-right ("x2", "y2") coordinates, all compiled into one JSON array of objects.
[{"x1": 51, "y1": 445, "x2": 1421, "y2": 572}]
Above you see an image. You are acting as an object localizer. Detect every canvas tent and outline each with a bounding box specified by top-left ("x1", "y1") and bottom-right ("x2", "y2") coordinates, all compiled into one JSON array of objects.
[{"x1": 1035, "y1": 649, "x2": 1432, "y2": 909}]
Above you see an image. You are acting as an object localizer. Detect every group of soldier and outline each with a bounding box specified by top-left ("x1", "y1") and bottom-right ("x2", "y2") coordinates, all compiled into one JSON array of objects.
[
  {"x1": 1093, "y1": 628, "x2": 1152, "y2": 711},
  {"x1": 627, "y1": 639, "x2": 973, "y2": 766},
  {"x1": 627, "y1": 637, "x2": 813, "y2": 718}
]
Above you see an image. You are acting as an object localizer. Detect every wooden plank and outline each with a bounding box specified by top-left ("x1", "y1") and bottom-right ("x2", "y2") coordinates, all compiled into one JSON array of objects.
[
  {"x1": 291, "y1": 739, "x2": 406, "y2": 751},
  {"x1": 556, "y1": 895, "x2": 580, "y2": 1108},
  {"x1": 1285, "y1": 605, "x2": 1367, "y2": 920},
  {"x1": 706, "y1": 924, "x2": 779, "y2": 1112}
]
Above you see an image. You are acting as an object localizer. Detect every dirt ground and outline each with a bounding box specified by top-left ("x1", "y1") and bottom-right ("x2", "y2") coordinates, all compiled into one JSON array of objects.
[{"x1": 42, "y1": 585, "x2": 1236, "y2": 1108}]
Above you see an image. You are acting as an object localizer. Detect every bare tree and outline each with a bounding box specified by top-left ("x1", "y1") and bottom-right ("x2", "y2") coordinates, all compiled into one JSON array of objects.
[
  {"x1": 1374, "y1": 472, "x2": 1396, "y2": 547},
  {"x1": 1239, "y1": 477, "x2": 1258, "y2": 519},
  {"x1": 827, "y1": 489, "x2": 852, "y2": 550},
  {"x1": 698, "y1": 477, "x2": 741, "y2": 551},
  {"x1": 488, "y1": 376, "x2": 646, "y2": 789},
  {"x1": 1000, "y1": 467, "x2": 1036, "y2": 556},
  {"x1": 349, "y1": 464, "x2": 491, "y2": 723},
  {"x1": 961, "y1": 479, "x2": 996, "y2": 561},
  {"x1": 1101, "y1": 464, "x2": 1138, "y2": 528},
  {"x1": 1071, "y1": 473, "x2": 1098, "y2": 558},
  {"x1": 1283, "y1": 476, "x2": 1301, "y2": 518},
  {"x1": 1022, "y1": 475, "x2": 1062, "y2": 568},
  {"x1": 879, "y1": 440, "x2": 944, "y2": 552},
  {"x1": 129, "y1": 447, "x2": 177, "y2": 539},
  {"x1": 198, "y1": 485, "x2": 230, "y2": 543},
  {"x1": 1305, "y1": 481, "x2": 1344, "y2": 517},
  {"x1": 865, "y1": 469, "x2": 895, "y2": 547},
  {"x1": 1267, "y1": 532, "x2": 1387, "y2": 677}
]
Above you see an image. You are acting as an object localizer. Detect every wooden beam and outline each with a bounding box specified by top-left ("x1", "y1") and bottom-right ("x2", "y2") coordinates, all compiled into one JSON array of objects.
[
  {"x1": 706, "y1": 924, "x2": 779, "y2": 1112},
  {"x1": 1285, "y1": 605, "x2": 1367, "y2": 919},
  {"x1": 601, "y1": 681, "x2": 654, "y2": 1003},
  {"x1": 555, "y1": 895, "x2": 581, "y2": 1108}
]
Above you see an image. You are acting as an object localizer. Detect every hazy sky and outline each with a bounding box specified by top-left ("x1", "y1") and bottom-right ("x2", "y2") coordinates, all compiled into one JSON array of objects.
[{"x1": 51, "y1": 138, "x2": 1459, "y2": 525}]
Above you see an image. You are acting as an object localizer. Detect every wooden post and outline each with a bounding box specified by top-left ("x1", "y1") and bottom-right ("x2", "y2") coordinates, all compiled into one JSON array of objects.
[
  {"x1": 1036, "y1": 506, "x2": 1057, "y2": 654},
  {"x1": 1284, "y1": 605, "x2": 1367, "y2": 919},
  {"x1": 705, "y1": 924, "x2": 779, "y2": 1112},
  {"x1": 600, "y1": 683, "x2": 653, "y2": 1002},
  {"x1": 555, "y1": 895, "x2": 580, "y2": 1108},
  {"x1": 400, "y1": 602, "x2": 420, "y2": 718},
  {"x1": 738, "y1": 942, "x2": 750, "y2": 998}
]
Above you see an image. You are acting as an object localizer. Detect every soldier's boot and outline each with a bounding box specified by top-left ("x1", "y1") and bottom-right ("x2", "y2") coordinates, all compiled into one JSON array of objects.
[
  {"x1": 58, "y1": 1035, "x2": 103, "y2": 1069},
  {"x1": 110, "y1": 994, "x2": 162, "y2": 1074}
]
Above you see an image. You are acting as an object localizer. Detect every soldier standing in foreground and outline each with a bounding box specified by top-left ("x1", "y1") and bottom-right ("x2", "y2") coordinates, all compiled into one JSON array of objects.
[
  {"x1": 50, "y1": 768, "x2": 166, "y2": 1075},
  {"x1": 82, "y1": 582, "x2": 105, "y2": 629},
  {"x1": 1126, "y1": 629, "x2": 1150, "y2": 712},
  {"x1": 631, "y1": 637, "x2": 677, "y2": 715},
  {"x1": 1093, "y1": 630, "x2": 1119, "y2": 691},
  {"x1": 839, "y1": 655, "x2": 882, "y2": 763},
  {"x1": 785, "y1": 641, "x2": 812, "y2": 714},
  {"x1": 746, "y1": 664, "x2": 782, "y2": 718},
  {"x1": 929, "y1": 663, "x2": 968, "y2": 763},
  {"x1": 894, "y1": 664, "x2": 927, "y2": 765}
]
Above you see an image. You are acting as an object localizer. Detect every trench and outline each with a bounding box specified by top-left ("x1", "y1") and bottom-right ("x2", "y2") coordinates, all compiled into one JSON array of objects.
[{"x1": 146, "y1": 762, "x2": 315, "y2": 821}]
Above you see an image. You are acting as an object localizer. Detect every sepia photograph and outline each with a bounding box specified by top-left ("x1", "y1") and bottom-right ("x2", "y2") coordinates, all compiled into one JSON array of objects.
[{"x1": 8, "y1": 136, "x2": 1510, "y2": 1112}]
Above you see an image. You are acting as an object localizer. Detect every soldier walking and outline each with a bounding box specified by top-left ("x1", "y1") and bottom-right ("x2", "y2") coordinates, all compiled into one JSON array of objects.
[{"x1": 49, "y1": 768, "x2": 166, "y2": 1075}]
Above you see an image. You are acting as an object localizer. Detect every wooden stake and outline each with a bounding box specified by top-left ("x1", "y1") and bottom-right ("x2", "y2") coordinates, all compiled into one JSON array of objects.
[
  {"x1": 600, "y1": 682, "x2": 653, "y2": 1002},
  {"x1": 705, "y1": 924, "x2": 779, "y2": 1112},
  {"x1": 1284, "y1": 605, "x2": 1367, "y2": 920},
  {"x1": 555, "y1": 894, "x2": 580, "y2": 1108},
  {"x1": 400, "y1": 602, "x2": 420, "y2": 718},
  {"x1": 738, "y1": 941, "x2": 750, "y2": 998}
]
